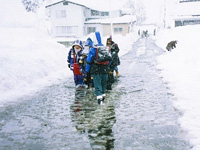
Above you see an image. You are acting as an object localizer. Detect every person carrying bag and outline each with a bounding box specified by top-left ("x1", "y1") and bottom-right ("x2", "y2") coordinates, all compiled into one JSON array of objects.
[{"x1": 67, "y1": 40, "x2": 85, "y2": 88}]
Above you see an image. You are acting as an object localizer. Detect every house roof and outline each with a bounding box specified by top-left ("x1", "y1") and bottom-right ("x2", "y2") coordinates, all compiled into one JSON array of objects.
[
  {"x1": 85, "y1": 15, "x2": 136, "y2": 24},
  {"x1": 175, "y1": 15, "x2": 200, "y2": 20},
  {"x1": 175, "y1": 1, "x2": 200, "y2": 16},
  {"x1": 179, "y1": 0, "x2": 200, "y2": 3},
  {"x1": 45, "y1": 0, "x2": 85, "y2": 8},
  {"x1": 45, "y1": 0, "x2": 122, "y2": 11}
]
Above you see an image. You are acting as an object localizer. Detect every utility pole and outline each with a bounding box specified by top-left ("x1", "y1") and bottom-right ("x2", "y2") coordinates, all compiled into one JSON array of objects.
[
  {"x1": 109, "y1": 0, "x2": 113, "y2": 36},
  {"x1": 163, "y1": 0, "x2": 166, "y2": 28}
]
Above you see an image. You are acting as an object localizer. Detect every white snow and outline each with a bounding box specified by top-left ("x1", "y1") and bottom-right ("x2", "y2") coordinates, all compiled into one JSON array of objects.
[
  {"x1": 46, "y1": 0, "x2": 126, "y2": 11},
  {"x1": 155, "y1": 25, "x2": 200, "y2": 150},
  {"x1": 85, "y1": 15, "x2": 136, "y2": 24},
  {"x1": 1, "y1": 0, "x2": 200, "y2": 149}
]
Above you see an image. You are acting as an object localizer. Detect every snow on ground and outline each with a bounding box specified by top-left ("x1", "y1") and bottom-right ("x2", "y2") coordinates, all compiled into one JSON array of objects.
[
  {"x1": 107, "y1": 31, "x2": 139, "y2": 57},
  {"x1": 155, "y1": 25, "x2": 200, "y2": 150}
]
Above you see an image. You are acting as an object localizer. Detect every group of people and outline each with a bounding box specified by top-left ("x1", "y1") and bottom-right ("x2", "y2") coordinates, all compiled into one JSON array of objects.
[
  {"x1": 138, "y1": 29, "x2": 156, "y2": 37},
  {"x1": 67, "y1": 32, "x2": 120, "y2": 105}
]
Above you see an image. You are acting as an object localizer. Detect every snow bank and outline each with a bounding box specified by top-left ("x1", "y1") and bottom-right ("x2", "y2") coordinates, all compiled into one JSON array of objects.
[
  {"x1": 106, "y1": 31, "x2": 139, "y2": 57},
  {"x1": 0, "y1": 27, "x2": 70, "y2": 105},
  {"x1": 0, "y1": 0, "x2": 70, "y2": 106},
  {"x1": 155, "y1": 25, "x2": 200, "y2": 150}
]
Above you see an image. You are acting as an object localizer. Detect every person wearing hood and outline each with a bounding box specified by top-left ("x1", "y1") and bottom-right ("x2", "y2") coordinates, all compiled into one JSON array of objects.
[
  {"x1": 82, "y1": 38, "x2": 94, "y2": 88},
  {"x1": 67, "y1": 40, "x2": 84, "y2": 87},
  {"x1": 86, "y1": 32, "x2": 112, "y2": 105}
]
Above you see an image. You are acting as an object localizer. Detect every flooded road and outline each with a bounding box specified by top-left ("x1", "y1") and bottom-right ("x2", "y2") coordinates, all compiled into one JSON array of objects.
[{"x1": 0, "y1": 38, "x2": 191, "y2": 150}]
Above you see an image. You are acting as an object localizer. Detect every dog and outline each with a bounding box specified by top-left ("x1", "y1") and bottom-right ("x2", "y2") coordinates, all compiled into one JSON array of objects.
[{"x1": 166, "y1": 40, "x2": 177, "y2": 51}]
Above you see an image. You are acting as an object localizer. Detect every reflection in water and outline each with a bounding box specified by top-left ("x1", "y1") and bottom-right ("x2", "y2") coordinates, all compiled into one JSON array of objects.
[{"x1": 70, "y1": 88, "x2": 116, "y2": 150}]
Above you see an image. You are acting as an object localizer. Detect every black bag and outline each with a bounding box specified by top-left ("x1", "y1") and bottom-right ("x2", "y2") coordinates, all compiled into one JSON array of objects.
[{"x1": 94, "y1": 46, "x2": 112, "y2": 65}]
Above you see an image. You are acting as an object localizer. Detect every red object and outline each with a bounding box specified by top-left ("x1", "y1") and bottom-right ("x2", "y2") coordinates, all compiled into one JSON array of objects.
[{"x1": 73, "y1": 53, "x2": 82, "y2": 75}]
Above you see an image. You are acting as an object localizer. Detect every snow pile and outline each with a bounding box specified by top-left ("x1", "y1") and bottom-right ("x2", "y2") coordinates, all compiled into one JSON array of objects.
[
  {"x1": 112, "y1": 32, "x2": 139, "y2": 57},
  {"x1": 46, "y1": 0, "x2": 126, "y2": 11},
  {"x1": 155, "y1": 25, "x2": 200, "y2": 150},
  {"x1": 0, "y1": 0, "x2": 70, "y2": 105}
]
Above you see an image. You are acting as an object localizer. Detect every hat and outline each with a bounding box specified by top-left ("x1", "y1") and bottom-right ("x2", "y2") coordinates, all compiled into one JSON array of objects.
[
  {"x1": 72, "y1": 40, "x2": 83, "y2": 49},
  {"x1": 107, "y1": 35, "x2": 112, "y2": 42},
  {"x1": 85, "y1": 38, "x2": 93, "y2": 47}
]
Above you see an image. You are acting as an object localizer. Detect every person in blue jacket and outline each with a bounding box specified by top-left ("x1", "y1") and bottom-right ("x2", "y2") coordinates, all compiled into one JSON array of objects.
[
  {"x1": 67, "y1": 40, "x2": 84, "y2": 87},
  {"x1": 82, "y1": 38, "x2": 94, "y2": 88},
  {"x1": 86, "y1": 32, "x2": 111, "y2": 105}
]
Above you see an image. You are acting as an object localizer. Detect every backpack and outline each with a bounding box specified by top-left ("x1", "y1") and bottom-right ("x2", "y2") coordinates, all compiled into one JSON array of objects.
[{"x1": 94, "y1": 46, "x2": 112, "y2": 65}]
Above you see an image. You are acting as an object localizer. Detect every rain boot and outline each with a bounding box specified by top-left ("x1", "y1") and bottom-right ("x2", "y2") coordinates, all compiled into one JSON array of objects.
[
  {"x1": 102, "y1": 94, "x2": 106, "y2": 102},
  {"x1": 116, "y1": 71, "x2": 119, "y2": 77},
  {"x1": 97, "y1": 95, "x2": 103, "y2": 105}
]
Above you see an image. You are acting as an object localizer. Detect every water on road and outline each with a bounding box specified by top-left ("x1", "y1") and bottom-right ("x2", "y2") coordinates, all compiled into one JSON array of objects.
[{"x1": 0, "y1": 38, "x2": 191, "y2": 150}]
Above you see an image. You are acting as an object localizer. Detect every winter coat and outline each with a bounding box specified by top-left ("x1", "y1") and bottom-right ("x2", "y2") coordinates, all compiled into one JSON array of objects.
[
  {"x1": 109, "y1": 41, "x2": 120, "y2": 67},
  {"x1": 67, "y1": 48, "x2": 83, "y2": 71},
  {"x1": 86, "y1": 32, "x2": 112, "y2": 75}
]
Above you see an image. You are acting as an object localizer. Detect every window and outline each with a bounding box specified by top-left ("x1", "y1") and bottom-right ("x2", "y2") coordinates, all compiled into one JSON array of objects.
[
  {"x1": 63, "y1": 1, "x2": 68, "y2": 5},
  {"x1": 67, "y1": 26, "x2": 72, "y2": 34},
  {"x1": 91, "y1": 10, "x2": 100, "y2": 16},
  {"x1": 56, "y1": 10, "x2": 66, "y2": 18},
  {"x1": 56, "y1": 26, "x2": 78, "y2": 36},
  {"x1": 87, "y1": 27, "x2": 96, "y2": 34},
  {"x1": 180, "y1": 0, "x2": 200, "y2": 2},
  {"x1": 56, "y1": 26, "x2": 67, "y2": 34},
  {"x1": 67, "y1": 26, "x2": 78, "y2": 34},
  {"x1": 114, "y1": 27, "x2": 123, "y2": 33},
  {"x1": 101, "y1": 12, "x2": 109, "y2": 16}
]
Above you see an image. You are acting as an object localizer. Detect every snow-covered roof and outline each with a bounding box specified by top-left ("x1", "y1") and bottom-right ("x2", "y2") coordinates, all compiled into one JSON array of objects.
[
  {"x1": 175, "y1": 15, "x2": 200, "y2": 20},
  {"x1": 175, "y1": 1, "x2": 200, "y2": 16},
  {"x1": 46, "y1": 0, "x2": 122, "y2": 11},
  {"x1": 85, "y1": 15, "x2": 136, "y2": 24}
]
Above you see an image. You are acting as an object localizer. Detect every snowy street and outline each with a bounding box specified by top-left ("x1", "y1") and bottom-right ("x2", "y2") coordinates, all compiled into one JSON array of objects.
[{"x1": 0, "y1": 38, "x2": 191, "y2": 150}]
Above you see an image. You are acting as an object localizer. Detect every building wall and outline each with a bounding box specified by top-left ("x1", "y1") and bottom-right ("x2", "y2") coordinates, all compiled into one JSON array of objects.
[
  {"x1": 84, "y1": 24, "x2": 103, "y2": 34},
  {"x1": 174, "y1": 1, "x2": 200, "y2": 27},
  {"x1": 103, "y1": 24, "x2": 129, "y2": 36},
  {"x1": 48, "y1": 2, "x2": 85, "y2": 38},
  {"x1": 46, "y1": 2, "x2": 123, "y2": 38},
  {"x1": 84, "y1": 8, "x2": 110, "y2": 21}
]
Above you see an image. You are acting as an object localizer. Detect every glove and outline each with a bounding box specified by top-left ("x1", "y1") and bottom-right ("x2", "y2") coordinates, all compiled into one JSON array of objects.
[
  {"x1": 79, "y1": 56, "x2": 84, "y2": 64},
  {"x1": 68, "y1": 64, "x2": 70, "y2": 68},
  {"x1": 79, "y1": 59, "x2": 84, "y2": 64}
]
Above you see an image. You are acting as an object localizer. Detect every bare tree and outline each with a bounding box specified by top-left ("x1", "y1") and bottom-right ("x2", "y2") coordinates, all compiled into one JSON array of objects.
[
  {"x1": 22, "y1": 0, "x2": 44, "y2": 12},
  {"x1": 124, "y1": 0, "x2": 146, "y2": 25}
]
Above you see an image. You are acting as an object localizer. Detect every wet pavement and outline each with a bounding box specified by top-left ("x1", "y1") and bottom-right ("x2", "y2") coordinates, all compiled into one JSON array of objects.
[{"x1": 0, "y1": 38, "x2": 191, "y2": 150}]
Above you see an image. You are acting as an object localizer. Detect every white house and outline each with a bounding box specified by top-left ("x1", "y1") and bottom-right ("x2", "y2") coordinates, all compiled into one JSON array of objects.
[
  {"x1": 85, "y1": 15, "x2": 136, "y2": 36},
  {"x1": 45, "y1": 0, "x2": 122, "y2": 38},
  {"x1": 174, "y1": 0, "x2": 200, "y2": 27}
]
